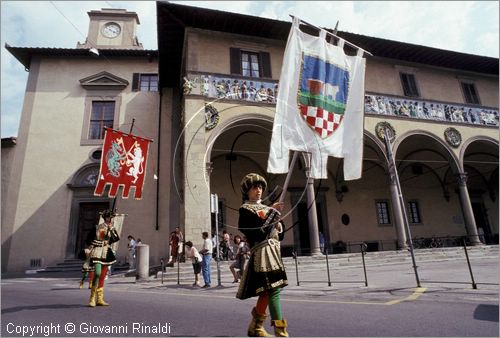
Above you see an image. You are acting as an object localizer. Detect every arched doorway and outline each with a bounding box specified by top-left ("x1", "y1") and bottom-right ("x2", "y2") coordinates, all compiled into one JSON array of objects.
[
  {"x1": 207, "y1": 114, "x2": 277, "y2": 237},
  {"x1": 66, "y1": 164, "x2": 111, "y2": 258}
]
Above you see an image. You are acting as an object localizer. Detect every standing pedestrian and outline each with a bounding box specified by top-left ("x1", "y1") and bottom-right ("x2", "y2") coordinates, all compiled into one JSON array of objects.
[
  {"x1": 319, "y1": 232, "x2": 325, "y2": 254},
  {"x1": 230, "y1": 235, "x2": 249, "y2": 283},
  {"x1": 175, "y1": 227, "x2": 185, "y2": 262},
  {"x1": 167, "y1": 231, "x2": 179, "y2": 266},
  {"x1": 199, "y1": 231, "x2": 213, "y2": 288},
  {"x1": 236, "y1": 173, "x2": 289, "y2": 336},
  {"x1": 184, "y1": 241, "x2": 203, "y2": 287},
  {"x1": 127, "y1": 235, "x2": 137, "y2": 270},
  {"x1": 87, "y1": 209, "x2": 120, "y2": 307}
]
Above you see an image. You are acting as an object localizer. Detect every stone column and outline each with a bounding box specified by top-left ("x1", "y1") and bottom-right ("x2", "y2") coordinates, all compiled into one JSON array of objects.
[
  {"x1": 136, "y1": 244, "x2": 149, "y2": 280},
  {"x1": 306, "y1": 177, "x2": 322, "y2": 256},
  {"x1": 457, "y1": 173, "x2": 481, "y2": 245},
  {"x1": 389, "y1": 180, "x2": 408, "y2": 249},
  {"x1": 304, "y1": 154, "x2": 322, "y2": 256}
]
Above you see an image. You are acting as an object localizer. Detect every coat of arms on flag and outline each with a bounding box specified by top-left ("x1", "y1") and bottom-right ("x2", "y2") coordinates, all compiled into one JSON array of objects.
[
  {"x1": 267, "y1": 17, "x2": 367, "y2": 180},
  {"x1": 299, "y1": 54, "x2": 349, "y2": 139},
  {"x1": 94, "y1": 128, "x2": 152, "y2": 199}
]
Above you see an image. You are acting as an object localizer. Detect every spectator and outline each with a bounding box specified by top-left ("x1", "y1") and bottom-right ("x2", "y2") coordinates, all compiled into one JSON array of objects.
[
  {"x1": 319, "y1": 232, "x2": 325, "y2": 254},
  {"x1": 230, "y1": 235, "x2": 249, "y2": 283},
  {"x1": 221, "y1": 230, "x2": 231, "y2": 260},
  {"x1": 127, "y1": 235, "x2": 137, "y2": 270},
  {"x1": 184, "y1": 241, "x2": 203, "y2": 287},
  {"x1": 167, "y1": 228, "x2": 182, "y2": 266},
  {"x1": 199, "y1": 231, "x2": 213, "y2": 288}
]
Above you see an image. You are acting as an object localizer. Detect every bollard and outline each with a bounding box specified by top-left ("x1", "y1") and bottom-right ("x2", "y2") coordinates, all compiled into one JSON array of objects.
[{"x1": 136, "y1": 244, "x2": 149, "y2": 280}]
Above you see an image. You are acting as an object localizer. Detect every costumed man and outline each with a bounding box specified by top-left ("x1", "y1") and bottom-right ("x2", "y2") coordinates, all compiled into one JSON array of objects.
[
  {"x1": 87, "y1": 209, "x2": 120, "y2": 307},
  {"x1": 236, "y1": 173, "x2": 289, "y2": 337}
]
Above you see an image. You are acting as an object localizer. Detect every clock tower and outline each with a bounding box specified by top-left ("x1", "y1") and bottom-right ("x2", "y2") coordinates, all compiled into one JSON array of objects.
[{"x1": 77, "y1": 8, "x2": 143, "y2": 50}]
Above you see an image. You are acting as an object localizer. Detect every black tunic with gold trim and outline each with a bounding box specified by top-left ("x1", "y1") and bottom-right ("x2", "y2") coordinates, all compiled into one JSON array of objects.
[
  {"x1": 89, "y1": 222, "x2": 120, "y2": 266},
  {"x1": 236, "y1": 201, "x2": 288, "y2": 300}
]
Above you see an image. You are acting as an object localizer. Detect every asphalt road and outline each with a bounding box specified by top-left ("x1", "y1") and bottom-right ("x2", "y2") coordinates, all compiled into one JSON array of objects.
[{"x1": 1, "y1": 258, "x2": 498, "y2": 337}]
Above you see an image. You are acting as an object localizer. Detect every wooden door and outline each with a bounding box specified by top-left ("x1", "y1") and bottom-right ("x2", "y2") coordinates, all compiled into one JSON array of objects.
[{"x1": 75, "y1": 202, "x2": 109, "y2": 256}]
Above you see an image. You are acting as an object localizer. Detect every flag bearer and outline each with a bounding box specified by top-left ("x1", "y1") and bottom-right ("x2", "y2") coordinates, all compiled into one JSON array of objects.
[
  {"x1": 236, "y1": 173, "x2": 289, "y2": 337},
  {"x1": 87, "y1": 209, "x2": 120, "y2": 307}
]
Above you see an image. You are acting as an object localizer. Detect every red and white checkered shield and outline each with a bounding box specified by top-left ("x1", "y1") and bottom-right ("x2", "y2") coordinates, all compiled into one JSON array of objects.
[{"x1": 299, "y1": 105, "x2": 343, "y2": 139}]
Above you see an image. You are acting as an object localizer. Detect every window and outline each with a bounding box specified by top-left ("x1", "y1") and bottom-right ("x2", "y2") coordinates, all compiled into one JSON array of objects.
[
  {"x1": 408, "y1": 201, "x2": 422, "y2": 224},
  {"x1": 375, "y1": 201, "x2": 391, "y2": 225},
  {"x1": 241, "y1": 51, "x2": 261, "y2": 77},
  {"x1": 400, "y1": 73, "x2": 420, "y2": 97},
  {"x1": 230, "y1": 48, "x2": 271, "y2": 78},
  {"x1": 461, "y1": 82, "x2": 480, "y2": 104},
  {"x1": 88, "y1": 101, "x2": 115, "y2": 139},
  {"x1": 132, "y1": 73, "x2": 158, "y2": 92}
]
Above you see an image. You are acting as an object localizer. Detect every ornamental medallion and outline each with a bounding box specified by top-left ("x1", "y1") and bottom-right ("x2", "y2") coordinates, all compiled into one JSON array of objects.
[{"x1": 444, "y1": 127, "x2": 462, "y2": 148}]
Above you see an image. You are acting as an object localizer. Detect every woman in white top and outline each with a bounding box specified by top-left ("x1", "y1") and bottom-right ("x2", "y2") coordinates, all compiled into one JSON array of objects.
[{"x1": 184, "y1": 241, "x2": 203, "y2": 287}]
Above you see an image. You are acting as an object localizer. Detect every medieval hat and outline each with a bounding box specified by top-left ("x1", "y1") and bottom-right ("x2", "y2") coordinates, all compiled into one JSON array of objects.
[
  {"x1": 240, "y1": 173, "x2": 267, "y2": 196},
  {"x1": 101, "y1": 209, "x2": 115, "y2": 219}
]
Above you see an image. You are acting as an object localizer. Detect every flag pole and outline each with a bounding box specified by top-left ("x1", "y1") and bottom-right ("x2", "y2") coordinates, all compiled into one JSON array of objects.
[
  {"x1": 289, "y1": 15, "x2": 373, "y2": 56},
  {"x1": 278, "y1": 151, "x2": 299, "y2": 204},
  {"x1": 111, "y1": 118, "x2": 136, "y2": 212}
]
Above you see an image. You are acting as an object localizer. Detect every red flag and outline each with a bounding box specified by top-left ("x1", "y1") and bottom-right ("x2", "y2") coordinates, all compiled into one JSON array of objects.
[{"x1": 94, "y1": 128, "x2": 152, "y2": 199}]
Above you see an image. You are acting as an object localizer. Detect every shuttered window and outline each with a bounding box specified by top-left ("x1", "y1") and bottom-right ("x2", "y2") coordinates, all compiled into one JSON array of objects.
[
  {"x1": 230, "y1": 48, "x2": 271, "y2": 78},
  {"x1": 400, "y1": 73, "x2": 420, "y2": 97},
  {"x1": 461, "y1": 82, "x2": 480, "y2": 104},
  {"x1": 132, "y1": 73, "x2": 159, "y2": 92}
]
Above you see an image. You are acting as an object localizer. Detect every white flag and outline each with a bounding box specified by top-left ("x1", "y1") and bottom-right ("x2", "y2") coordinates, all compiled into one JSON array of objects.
[{"x1": 267, "y1": 17, "x2": 366, "y2": 180}]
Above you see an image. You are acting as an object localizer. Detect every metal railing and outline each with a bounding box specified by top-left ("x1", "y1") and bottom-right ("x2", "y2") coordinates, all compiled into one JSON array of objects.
[
  {"x1": 416, "y1": 234, "x2": 499, "y2": 289},
  {"x1": 291, "y1": 242, "x2": 369, "y2": 287}
]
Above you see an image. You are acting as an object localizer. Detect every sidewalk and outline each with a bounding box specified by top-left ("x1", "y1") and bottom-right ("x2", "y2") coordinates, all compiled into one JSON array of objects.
[{"x1": 103, "y1": 248, "x2": 498, "y2": 305}]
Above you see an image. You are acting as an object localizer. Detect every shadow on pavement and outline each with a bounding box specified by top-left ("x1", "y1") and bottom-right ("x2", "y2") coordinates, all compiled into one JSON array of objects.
[
  {"x1": 473, "y1": 304, "x2": 499, "y2": 322},
  {"x1": 2, "y1": 304, "x2": 86, "y2": 314}
]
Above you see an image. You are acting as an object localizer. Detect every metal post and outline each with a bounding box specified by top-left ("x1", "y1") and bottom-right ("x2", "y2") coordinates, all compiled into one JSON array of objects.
[
  {"x1": 325, "y1": 246, "x2": 331, "y2": 287},
  {"x1": 384, "y1": 127, "x2": 421, "y2": 287},
  {"x1": 462, "y1": 237, "x2": 477, "y2": 289},
  {"x1": 293, "y1": 250, "x2": 300, "y2": 286},
  {"x1": 361, "y1": 243, "x2": 368, "y2": 287},
  {"x1": 160, "y1": 258, "x2": 164, "y2": 285},
  {"x1": 177, "y1": 255, "x2": 180, "y2": 285}
]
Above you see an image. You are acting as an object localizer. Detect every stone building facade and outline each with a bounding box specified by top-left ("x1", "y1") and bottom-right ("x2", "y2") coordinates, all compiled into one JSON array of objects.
[{"x1": 2, "y1": 3, "x2": 498, "y2": 273}]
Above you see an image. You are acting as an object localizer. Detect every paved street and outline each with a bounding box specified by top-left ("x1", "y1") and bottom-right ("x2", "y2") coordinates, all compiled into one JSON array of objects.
[{"x1": 1, "y1": 254, "x2": 498, "y2": 337}]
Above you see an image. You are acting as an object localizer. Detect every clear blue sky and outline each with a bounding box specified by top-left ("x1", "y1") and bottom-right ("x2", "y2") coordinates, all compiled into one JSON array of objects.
[{"x1": 1, "y1": 1, "x2": 498, "y2": 137}]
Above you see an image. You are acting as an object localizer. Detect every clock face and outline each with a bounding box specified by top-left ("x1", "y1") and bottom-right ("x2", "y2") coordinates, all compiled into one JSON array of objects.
[{"x1": 102, "y1": 22, "x2": 121, "y2": 38}]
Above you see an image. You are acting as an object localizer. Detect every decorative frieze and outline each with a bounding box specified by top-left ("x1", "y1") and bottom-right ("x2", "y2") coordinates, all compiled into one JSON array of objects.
[
  {"x1": 183, "y1": 73, "x2": 499, "y2": 128},
  {"x1": 183, "y1": 73, "x2": 278, "y2": 103},
  {"x1": 365, "y1": 94, "x2": 499, "y2": 127}
]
